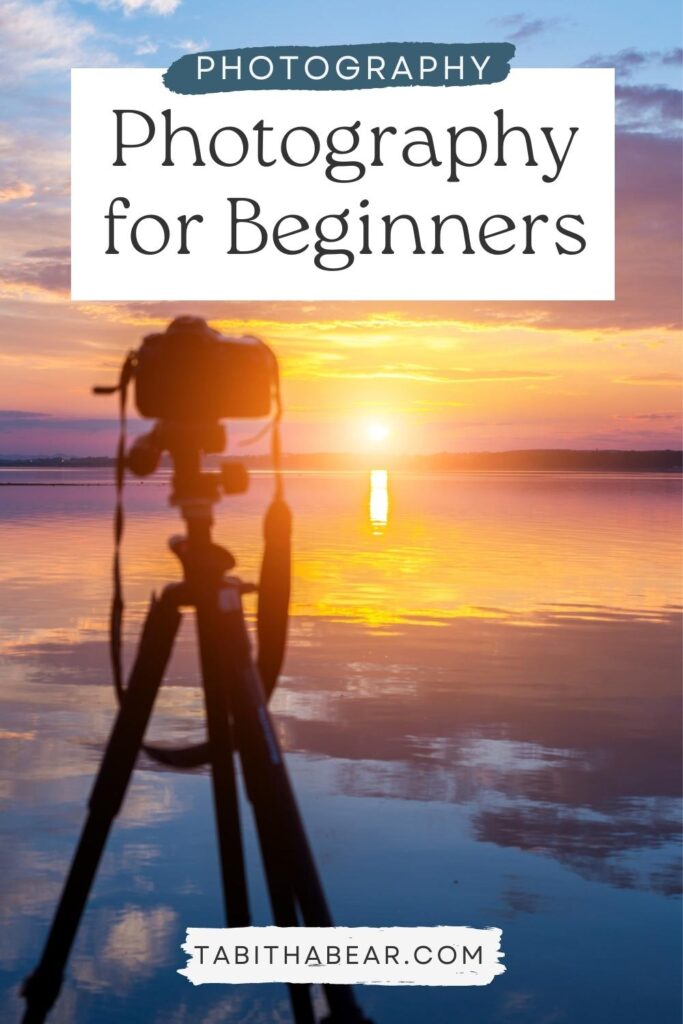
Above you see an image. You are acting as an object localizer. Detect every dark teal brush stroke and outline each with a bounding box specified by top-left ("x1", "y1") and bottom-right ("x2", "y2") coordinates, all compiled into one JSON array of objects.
[{"x1": 163, "y1": 42, "x2": 515, "y2": 95}]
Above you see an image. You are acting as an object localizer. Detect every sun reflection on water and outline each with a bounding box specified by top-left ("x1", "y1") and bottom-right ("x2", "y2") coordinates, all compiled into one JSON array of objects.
[{"x1": 369, "y1": 469, "x2": 389, "y2": 534}]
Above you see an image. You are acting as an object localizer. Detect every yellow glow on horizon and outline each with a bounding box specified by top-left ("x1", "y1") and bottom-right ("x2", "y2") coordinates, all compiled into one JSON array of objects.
[{"x1": 0, "y1": 293, "x2": 678, "y2": 450}]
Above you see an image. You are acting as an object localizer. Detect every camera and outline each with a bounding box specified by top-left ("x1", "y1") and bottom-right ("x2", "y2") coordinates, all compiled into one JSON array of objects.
[{"x1": 134, "y1": 316, "x2": 276, "y2": 422}]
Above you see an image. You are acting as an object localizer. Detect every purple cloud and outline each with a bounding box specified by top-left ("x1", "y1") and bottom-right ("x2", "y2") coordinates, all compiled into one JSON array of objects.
[
  {"x1": 495, "y1": 13, "x2": 566, "y2": 42},
  {"x1": 616, "y1": 84, "x2": 682, "y2": 135},
  {"x1": 1, "y1": 249, "x2": 70, "y2": 293},
  {"x1": 581, "y1": 47, "x2": 683, "y2": 78}
]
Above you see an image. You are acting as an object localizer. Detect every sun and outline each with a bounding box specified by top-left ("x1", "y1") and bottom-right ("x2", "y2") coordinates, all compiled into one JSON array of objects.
[{"x1": 366, "y1": 421, "x2": 390, "y2": 443}]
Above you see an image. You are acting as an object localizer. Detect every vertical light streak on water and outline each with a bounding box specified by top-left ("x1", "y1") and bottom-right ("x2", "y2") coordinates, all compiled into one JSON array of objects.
[{"x1": 369, "y1": 469, "x2": 389, "y2": 534}]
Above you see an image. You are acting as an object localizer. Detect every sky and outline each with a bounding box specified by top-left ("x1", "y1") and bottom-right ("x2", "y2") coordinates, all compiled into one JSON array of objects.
[{"x1": 0, "y1": 0, "x2": 681, "y2": 456}]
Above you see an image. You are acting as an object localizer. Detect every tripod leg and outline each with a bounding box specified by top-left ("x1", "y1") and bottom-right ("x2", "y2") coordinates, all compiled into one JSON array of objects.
[
  {"x1": 213, "y1": 586, "x2": 316, "y2": 1024},
  {"x1": 250, "y1": 782, "x2": 317, "y2": 1024},
  {"x1": 238, "y1": 667, "x2": 365, "y2": 1024},
  {"x1": 218, "y1": 584, "x2": 371, "y2": 1024},
  {"x1": 195, "y1": 596, "x2": 249, "y2": 928},
  {"x1": 21, "y1": 590, "x2": 182, "y2": 1024}
]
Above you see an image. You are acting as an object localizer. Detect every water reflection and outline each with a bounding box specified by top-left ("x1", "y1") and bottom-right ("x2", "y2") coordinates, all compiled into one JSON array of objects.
[
  {"x1": 368, "y1": 469, "x2": 389, "y2": 534},
  {"x1": 0, "y1": 470, "x2": 680, "y2": 1024}
]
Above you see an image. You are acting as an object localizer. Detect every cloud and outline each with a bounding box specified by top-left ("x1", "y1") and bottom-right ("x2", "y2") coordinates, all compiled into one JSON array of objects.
[
  {"x1": 581, "y1": 47, "x2": 683, "y2": 78},
  {"x1": 616, "y1": 412, "x2": 680, "y2": 421},
  {"x1": 302, "y1": 366, "x2": 557, "y2": 384},
  {"x1": 494, "y1": 13, "x2": 565, "y2": 42},
  {"x1": 94, "y1": 0, "x2": 181, "y2": 14},
  {"x1": 120, "y1": 0, "x2": 180, "y2": 13},
  {"x1": 0, "y1": 410, "x2": 50, "y2": 423},
  {"x1": 0, "y1": 181, "x2": 34, "y2": 202},
  {"x1": 134, "y1": 40, "x2": 159, "y2": 56},
  {"x1": 580, "y1": 50, "x2": 683, "y2": 136},
  {"x1": 614, "y1": 373, "x2": 682, "y2": 386},
  {"x1": 0, "y1": 128, "x2": 71, "y2": 261},
  {"x1": 172, "y1": 37, "x2": 209, "y2": 51},
  {"x1": 0, "y1": 127, "x2": 69, "y2": 197},
  {"x1": 0, "y1": 1, "x2": 112, "y2": 81},
  {"x1": 1, "y1": 248, "x2": 70, "y2": 295},
  {"x1": 616, "y1": 85, "x2": 682, "y2": 136},
  {"x1": 0, "y1": 412, "x2": 118, "y2": 431},
  {"x1": 24, "y1": 245, "x2": 70, "y2": 259}
]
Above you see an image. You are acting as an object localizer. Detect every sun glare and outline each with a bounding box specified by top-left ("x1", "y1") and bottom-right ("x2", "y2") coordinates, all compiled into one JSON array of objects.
[{"x1": 366, "y1": 421, "x2": 390, "y2": 444}]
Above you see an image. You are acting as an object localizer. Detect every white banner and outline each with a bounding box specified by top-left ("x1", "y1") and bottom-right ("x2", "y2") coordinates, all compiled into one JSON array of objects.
[
  {"x1": 179, "y1": 926, "x2": 506, "y2": 986},
  {"x1": 71, "y1": 68, "x2": 614, "y2": 301}
]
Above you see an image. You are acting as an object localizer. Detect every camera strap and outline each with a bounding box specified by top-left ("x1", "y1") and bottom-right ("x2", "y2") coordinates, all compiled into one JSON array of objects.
[
  {"x1": 235, "y1": 357, "x2": 292, "y2": 696},
  {"x1": 256, "y1": 362, "x2": 292, "y2": 698},
  {"x1": 94, "y1": 352, "x2": 136, "y2": 706}
]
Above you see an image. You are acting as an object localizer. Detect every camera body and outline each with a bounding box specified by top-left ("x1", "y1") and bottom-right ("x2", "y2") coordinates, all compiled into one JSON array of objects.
[{"x1": 134, "y1": 316, "x2": 275, "y2": 422}]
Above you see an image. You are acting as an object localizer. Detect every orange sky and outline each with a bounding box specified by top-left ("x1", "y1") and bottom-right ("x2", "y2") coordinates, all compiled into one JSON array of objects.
[{"x1": 0, "y1": 116, "x2": 681, "y2": 455}]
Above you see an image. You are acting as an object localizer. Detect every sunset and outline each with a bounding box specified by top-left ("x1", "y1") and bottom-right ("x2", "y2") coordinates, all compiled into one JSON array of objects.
[
  {"x1": 0, "y1": 10, "x2": 681, "y2": 456},
  {"x1": 0, "y1": 4, "x2": 681, "y2": 1024},
  {"x1": 0, "y1": 298, "x2": 680, "y2": 455}
]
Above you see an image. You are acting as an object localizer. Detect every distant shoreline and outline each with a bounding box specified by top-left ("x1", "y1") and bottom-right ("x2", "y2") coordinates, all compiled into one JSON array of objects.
[{"x1": 1, "y1": 450, "x2": 681, "y2": 473}]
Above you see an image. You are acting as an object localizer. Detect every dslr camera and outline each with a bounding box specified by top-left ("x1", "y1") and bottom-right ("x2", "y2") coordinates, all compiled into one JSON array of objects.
[{"x1": 134, "y1": 315, "x2": 277, "y2": 422}]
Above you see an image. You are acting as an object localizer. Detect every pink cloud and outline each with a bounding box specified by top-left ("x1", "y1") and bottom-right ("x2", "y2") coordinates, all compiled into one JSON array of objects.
[{"x1": 0, "y1": 181, "x2": 34, "y2": 203}]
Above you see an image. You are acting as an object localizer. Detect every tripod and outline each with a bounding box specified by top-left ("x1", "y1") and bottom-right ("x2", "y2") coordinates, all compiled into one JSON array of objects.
[{"x1": 21, "y1": 431, "x2": 370, "y2": 1024}]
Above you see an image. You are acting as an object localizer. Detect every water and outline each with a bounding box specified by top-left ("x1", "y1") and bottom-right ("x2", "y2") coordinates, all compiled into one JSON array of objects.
[{"x1": 1, "y1": 469, "x2": 681, "y2": 1024}]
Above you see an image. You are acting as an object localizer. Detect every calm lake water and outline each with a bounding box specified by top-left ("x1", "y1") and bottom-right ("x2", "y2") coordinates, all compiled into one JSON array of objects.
[{"x1": 1, "y1": 469, "x2": 681, "y2": 1024}]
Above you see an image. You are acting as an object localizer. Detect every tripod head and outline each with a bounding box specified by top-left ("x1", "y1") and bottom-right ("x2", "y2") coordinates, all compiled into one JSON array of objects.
[
  {"x1": 126, "y1": 419, "x2": 249, "y2": 534},
  {"x1": 124, "y1": 419, "x2": 254, "y2": 586}
]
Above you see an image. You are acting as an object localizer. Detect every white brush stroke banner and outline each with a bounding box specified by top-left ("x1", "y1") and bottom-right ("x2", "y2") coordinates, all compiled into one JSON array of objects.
[{"x1": 179, "y1": 926, "x2": 505, "y2": 986}]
